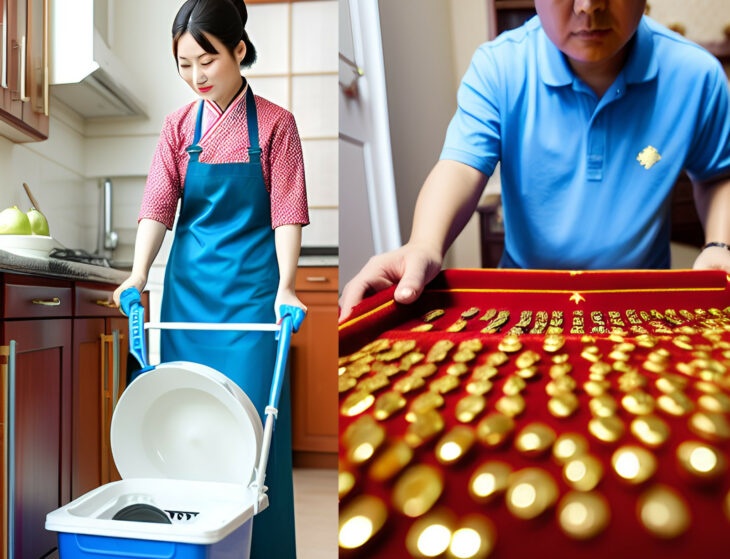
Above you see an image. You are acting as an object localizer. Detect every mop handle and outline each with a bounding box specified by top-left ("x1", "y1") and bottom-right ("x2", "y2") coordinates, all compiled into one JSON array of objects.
[{"x1": 119, "y1": 287, "x2": 151, "y2": 370}]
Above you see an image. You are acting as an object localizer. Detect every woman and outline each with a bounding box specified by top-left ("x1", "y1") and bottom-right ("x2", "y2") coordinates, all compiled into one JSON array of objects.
[{"x1": 113, "y1": 1, "x2": 308, "y2": 557}]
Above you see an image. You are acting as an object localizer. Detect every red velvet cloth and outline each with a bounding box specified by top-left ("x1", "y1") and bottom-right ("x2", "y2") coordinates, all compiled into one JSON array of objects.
[{"x1": 339, "y1": 269, "x2": 730, "y2": 558}]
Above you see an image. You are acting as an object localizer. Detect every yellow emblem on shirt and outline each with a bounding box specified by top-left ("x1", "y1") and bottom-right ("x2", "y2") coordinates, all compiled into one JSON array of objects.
[{"x1": 637, "y1": 146, "x2": 661, "y2": 169}]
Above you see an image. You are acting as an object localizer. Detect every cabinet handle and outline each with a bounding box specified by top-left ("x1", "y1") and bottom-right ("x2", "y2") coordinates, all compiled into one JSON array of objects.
[
  {"x1": 305, "y1": 276, "x2": 328, "y2": 283},
  {"x1": 96, "y1": 300, "x2": 117, "y2": 308},
  {"x1": 31, "y1": 297, "x2": 60, "y2": 306},
  {"x1": 6, "y1": 341, "x2": 16, "y2": 559},
  {"x1": 18, "y1": 35, "x2": 27, "y2": 102}
]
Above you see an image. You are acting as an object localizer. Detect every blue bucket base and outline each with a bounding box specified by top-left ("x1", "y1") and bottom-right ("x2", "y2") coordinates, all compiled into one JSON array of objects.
[{"x1": 57, "y1": 518, "x2": 253, "y2": 559}]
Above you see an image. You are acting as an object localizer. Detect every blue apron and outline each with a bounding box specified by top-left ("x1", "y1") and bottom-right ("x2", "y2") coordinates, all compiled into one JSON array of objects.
[{"x1": 160, "y1": 88, "x2": 297, "y2": 559}]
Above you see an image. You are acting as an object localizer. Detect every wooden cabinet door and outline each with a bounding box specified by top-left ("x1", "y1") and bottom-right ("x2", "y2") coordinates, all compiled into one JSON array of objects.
[
  {"x1": 291, "y1": 268, "x2": 338, "y2": 466},
  {"x1": 103, "y1": 317, "x2": 128, "y2": 484},
  {"x1": 71, "y1": 318, "x2": 104, "y2": 500},
  {"x1": 4, "y1": 318, "x2": 71, "y2": 559}
]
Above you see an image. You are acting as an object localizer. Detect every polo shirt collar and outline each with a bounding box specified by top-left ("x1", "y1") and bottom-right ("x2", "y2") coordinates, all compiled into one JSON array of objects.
[{"x1": 538, "y1": 15, "x2": 658, "y2": 88}]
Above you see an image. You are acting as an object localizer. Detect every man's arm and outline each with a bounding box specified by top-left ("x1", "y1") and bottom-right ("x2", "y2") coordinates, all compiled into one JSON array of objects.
[{"x1": 692, "y1": 176, "x2": 730, "y2": 271}]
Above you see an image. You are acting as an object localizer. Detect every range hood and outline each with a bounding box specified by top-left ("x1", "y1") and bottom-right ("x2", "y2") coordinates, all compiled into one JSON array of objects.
[{"x1": 50, "y1": 0, "x2": 146, "y2": 119}]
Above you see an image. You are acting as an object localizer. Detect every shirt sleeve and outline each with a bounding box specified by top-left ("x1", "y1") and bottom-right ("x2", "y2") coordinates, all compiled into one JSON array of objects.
[
  {"x1": 440, "y1": 44, "x2": 502, "y2": 176},
  {"x1": 138, "y1": 115, "x2": 182, "y2": 230},
  {"x1": 268, "y1": 111, "x2": 310, "y2": 229},
  {"x1": 685, "y1": 58, "x2": 730, "y2": 182}
]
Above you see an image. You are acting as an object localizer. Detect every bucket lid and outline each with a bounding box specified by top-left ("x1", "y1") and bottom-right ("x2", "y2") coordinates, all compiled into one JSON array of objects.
[{"x1": 110, "y1": 362, "x2": 263, "y2": 485}]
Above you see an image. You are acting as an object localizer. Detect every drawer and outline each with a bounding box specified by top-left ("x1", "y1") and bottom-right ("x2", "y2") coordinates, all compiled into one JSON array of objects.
[
  {"x1": 4, "y1": 282, "x2": 73, "y2": 319},
  {"x1": 75, "y1": 284, "x2": 120, "y2": 317},
  {"x1": 295, "y1": 267, "x2": 337, "y2": 292}
]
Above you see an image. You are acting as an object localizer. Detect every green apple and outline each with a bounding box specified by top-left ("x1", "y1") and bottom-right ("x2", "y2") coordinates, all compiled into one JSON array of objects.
[
  {"x1": 27, "y1": 208, "x2": 49, "y2": 236},
  {"x1": 0, "y1": 206, "x2": 32, "y2": 235}
]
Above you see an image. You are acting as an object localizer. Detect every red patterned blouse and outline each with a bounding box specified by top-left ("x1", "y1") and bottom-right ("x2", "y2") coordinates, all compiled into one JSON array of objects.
[{"x1": 139, "y1": 86, "x2": 309, "y2": 230}]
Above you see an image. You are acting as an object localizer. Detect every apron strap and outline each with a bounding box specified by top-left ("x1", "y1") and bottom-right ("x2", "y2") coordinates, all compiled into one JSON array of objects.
[
  {"x1": 245, "y1": 87, "x2": 261, "y2": 164},
  {"x1": 185, "y1": 100, "x2": 206, "y2": 163}
]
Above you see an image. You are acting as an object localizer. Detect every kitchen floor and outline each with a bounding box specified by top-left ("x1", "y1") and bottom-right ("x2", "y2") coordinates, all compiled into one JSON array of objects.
[{"x1": 293, "y1": 468, "x2": 337, "y2": 559}]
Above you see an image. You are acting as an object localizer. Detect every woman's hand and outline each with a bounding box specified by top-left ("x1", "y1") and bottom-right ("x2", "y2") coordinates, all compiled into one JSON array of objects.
[
  {"x1": 113, "y1": 273, "x2": 148, "y2": 308},
  {"x1": 339, "y1": 241, "x2": 443, "y2": 323},
  {"x1": 275, "y1": 287, "x2": 307, "y2": 322},
  {"x1": 693, "y1": 245, "x2": 730, "y2": 273}
]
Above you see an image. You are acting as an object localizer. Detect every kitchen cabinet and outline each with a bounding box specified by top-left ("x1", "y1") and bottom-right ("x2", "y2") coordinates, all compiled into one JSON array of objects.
[
  {"x1": 291, "y1": 266, "x2": 337, "y2": 468},
  {"x1": 0, "y1": 0, "x2": 49, "y2": 142},
  {"x1": 0, "y1": 273, "x2": 146, "y2": 558}
]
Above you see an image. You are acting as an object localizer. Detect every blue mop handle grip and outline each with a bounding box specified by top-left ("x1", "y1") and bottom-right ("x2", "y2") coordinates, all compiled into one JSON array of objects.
[
  {"x1": 120, "y1": 287, "x2": 150, "y2": 370},
  {"x1": 270, "y1": 305, "x2": 305, "y2": 409}
]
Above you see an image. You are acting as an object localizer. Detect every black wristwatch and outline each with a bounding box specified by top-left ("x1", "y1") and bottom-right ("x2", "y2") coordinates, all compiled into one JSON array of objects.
[{"x1": 702, "y1": 242, "x2": 730, "y2": 251}]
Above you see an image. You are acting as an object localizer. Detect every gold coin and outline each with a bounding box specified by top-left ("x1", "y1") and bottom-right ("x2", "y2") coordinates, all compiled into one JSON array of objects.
[
  {"x1": 589, "y1": 394, "x2": 617, "y2": 418},
  {"x1": 371, "y1": 361, "x2": 399, "y2": 376},
  {"x1": 356, "y1": 372, "x2": 390, "y2": 394},
  {"x1": 584, "y1": 380, "x2": 610, "y2": 397},
  {"x1": 630, "y1": 415, "x2": 670, "y2": 448},
  {"x1": 695, "y1": 380, "x2": 720, "y2": 394},
  {"x1": 546, "y1": 375, "x2": 576, "y2": 395},
  {"x1": 636, "y1": 485, "x2": 690, "y2": 539},
  {"x1": 676, "y1": 440, "x2": 726, "y2": 481},
  {"x1": 552, "y1": 353, "x2": 570, "y2": 364},
  {"x1": 465, "y1": 379, "x2": 493, "y2": 396},
  {"x1": 446, "y1": 319, "x2": 468, "y2": 333},
  {"x1": 436, "y1": 426, "x2": 476, "y2": 465},
  {"x1": 498, "y1": 335, "x2": 522, "y2": 353},
  {"x1": 422, "y1": 309, "x2": 445, "y2": 322},
  {"x1": 408, "y1": 391, "x2": 445, "y2": 418},
  {"x1": 378, "y1": 339, "x2": 417, "y2": 361},
  {"x1": 516, "y1": 365, "x2": 539, "y2": 379},
  {"x1": 549, "y1": 363, "x2": 573, "y2": 378},
  {"x1": 343, "y1": 415, "x2": 386, "y2": 464},
  {"x1": 503, "y1": 375, "x2": 526, "y2": 395},
  {"x1": 611, "y1": 445, "x2": 657, "y2": 484},
  {"x1": 446, "y1": 363, "x2": 469, "y2": 376},
  {"x1": 455, "y1": 394, "x2": 486, "y2": 423},
  {"x1": 468, "y1": 461, "x2": 512, "y2": 503},
  {"x1": 452, "y1": 350, "x2": 476, "y2": 363},
  {"x1": 496, "y1": 394, "x2": 526, "y2": 417},
  {"x1": 642, "y1": 360, "x2": 667, "y2": 374},
  {"x1": 339, "y1": 375, "x2": 357, "y2": 393},
  {"x1": 672, "y1": 336, "x2": 693, "y2": 351},
  {"x1": 346, "y1": 361, "x2": 371, "y2": 379},
  {"x1": 688, "y1": 412, "x2": 730, "y2": 442},
  {"x1": 411, "y1": 363, "x2": 438, "y2": 378},
  {"x1": 476, "y1": 413, "x2": 515, "y2": 447},
  {"x1": 654, "y1": 375, "x2": 686, "y2": 394},
  {"x1": 400, "y1": 351, "x2": 425, "y2": 370},
  {"x1": 458, "y1": 339, "x2": 484, "y2": 353},
  {"x1": 543, "y1": 334, "x2": 566, "y2": 353},
  {"x1": 447, "y1": 515, "x2": 496, "y2": 559},
  {"x1": 656, "y1": 391, "x2": 694, "y2": 416},
  {"x1": 553, "y1": 433, "x2": 589, "y2": 464},
  {"x1": 338, "y1": 495, "x2": 387, "y2": 550},
  {"x1": 698, "y1": 393, "x2": 730, "y2": 413},
  {"x1": 430, "y1": 374, "x2": 461, "y2": 394},
  {"x1": 563, "y1": 454, "x2": 603, "y2": 491},
  {"x1": 506, "y1": 468, "x2": 559, "y2": 519},
  {"x1": 589, "y1": 361, "x2": 611, "y2": 376},
  {"x1": 581, "y1": 346, "x2": 602, "y2": 362},
  {"x1": 621, "y1": 390, "x2": 655, "y2": 415},
  {"x1": 340, "y1": 391, "x2": 375, "y2": 417},
  {"x1": 472, "y1": 364, "x2": 499, "y2": 381},
  {"x1": 485, "y1": 351, "x2": 509, "y2": 367},
  {"x1": 557, "y1": 491, "x2": 610, "y2": 540},
  {"x1": 405, "y1": 510, "x2": 455, "y2": 558},
  {"x1": 461, "y1": 306, "x2": 481, "y2": 319},
  {"x1": 516, "y1": 350, "x2": 540, "y2": 369},
  {"x1": 393, "y1": 464, "x2": 444, "y2": 517},
  {"x1": 515, "y1": 422, "x2": 557, "y2": 456},
  {"x1": 426, "y1": 340, "x2": 455, "y2": 363},
  {"x1": 548, "y1": 392, "x2": 579, "y2": 418},
  {"x1": 339, "y1": 470, "x2": 356, "y2": 499},
  {"x1": 479, "y1": 309, "x2": 497, "y2": 322},
  {"x1": 369, "y1": 440, "x2": 413, "y2": 482},
  {"x1": 405, "y1": 409, "x2": 445, "y2": 447},
  {"x1": 360, "y1": 339, "x2": 392, "y2": 354},
  {"x1": 608, "y1": 350, "x2": 629, "y2": 362},
  {"x1": 588, "y1": 415, "x2": 625, "y2": 443},
  {"x1": 373, "y1": 391, "x2": 406, "y2": 421},
  {"x1": 618, "y1": 371, "x2": 647, "y2": 392},
  {"x1": 411, "y1": 323, "x2": 434, "y2": 332},
  {"x1": 636, "y1": 333, "x2": 659, "y2": 347},
  {"x1": 393, "y1": 375, "x2": 425, "y2": 394}
]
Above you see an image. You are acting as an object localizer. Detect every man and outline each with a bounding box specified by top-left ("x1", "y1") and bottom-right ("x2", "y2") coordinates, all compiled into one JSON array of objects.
[{"x1": 340, "y1": 0, "x2": 730, "y2": 320}]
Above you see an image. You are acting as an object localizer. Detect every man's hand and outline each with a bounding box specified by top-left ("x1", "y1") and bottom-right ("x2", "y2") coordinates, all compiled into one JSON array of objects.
[
  {"x1": 693, "y1": 245, "x2": 730, "y2": 273},
  {"x1": 339, "y1": 242, "x2": 443, "y2": 323}
]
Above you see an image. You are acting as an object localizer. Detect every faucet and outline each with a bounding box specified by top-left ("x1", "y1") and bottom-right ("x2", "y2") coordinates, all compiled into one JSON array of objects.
[{"x1": 97, "y1": 178, "x2": 118, "y2": 258}]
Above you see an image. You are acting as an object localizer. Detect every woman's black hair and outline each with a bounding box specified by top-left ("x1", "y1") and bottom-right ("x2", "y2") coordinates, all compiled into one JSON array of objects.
[{"x1": 172, "y1": 0, "x2": 257, "y2": 68}]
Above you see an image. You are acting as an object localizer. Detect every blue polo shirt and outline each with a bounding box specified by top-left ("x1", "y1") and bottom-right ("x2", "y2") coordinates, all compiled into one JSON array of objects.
[{"x1": 441, "y1": 15, "x2": 730, "y2": 269}]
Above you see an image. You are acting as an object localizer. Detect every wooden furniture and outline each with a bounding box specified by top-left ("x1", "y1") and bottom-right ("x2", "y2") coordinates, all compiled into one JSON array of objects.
[
  {"x1": 291, "y1": 266, "x2": 337, "y2": 468},
  {"x1": 0, "y1": 272, "x2": 146, "y2": 558},
  {"x1": 0, "y1": 0, "x2": 50, "y2": 142}
]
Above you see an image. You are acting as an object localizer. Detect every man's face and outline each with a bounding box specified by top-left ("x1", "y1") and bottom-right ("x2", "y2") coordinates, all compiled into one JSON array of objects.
[{"x1": 535, "y1": 0, "x2": 646, "y2": 65}]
